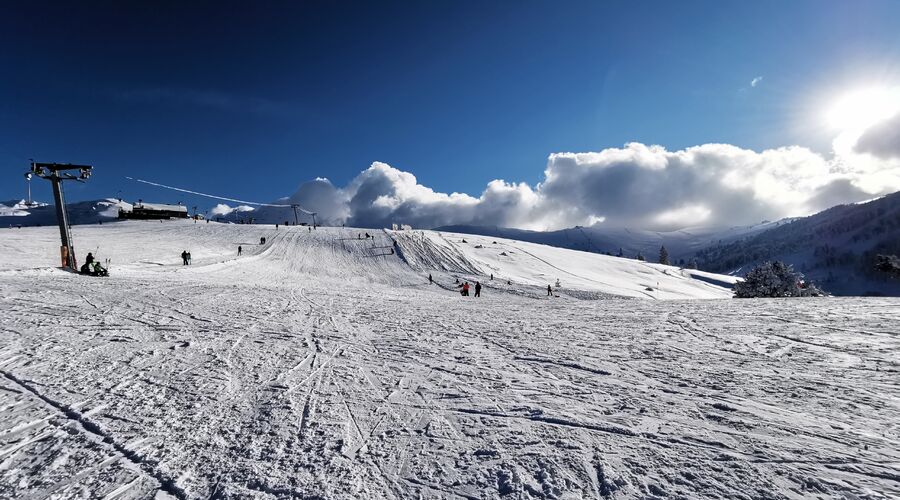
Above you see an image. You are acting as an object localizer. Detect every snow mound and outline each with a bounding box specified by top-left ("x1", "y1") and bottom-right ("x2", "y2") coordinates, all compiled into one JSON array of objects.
[
  {"x1": 393, "y1": 230, "x2": 737, "y2": 299},
  {"x1": 0, "y1": 221, "x2": 736, "y2": 299}
]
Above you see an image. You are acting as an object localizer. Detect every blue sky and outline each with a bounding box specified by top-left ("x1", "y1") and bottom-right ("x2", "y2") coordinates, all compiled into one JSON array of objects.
[{"x1": 2, "y1": 1, "x2": 900, "y2": 219}]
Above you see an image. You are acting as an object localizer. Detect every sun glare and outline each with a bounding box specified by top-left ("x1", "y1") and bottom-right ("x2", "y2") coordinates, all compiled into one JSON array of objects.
[{"x1": 827, "y1": 86, "x2": 900, "y2": 132}]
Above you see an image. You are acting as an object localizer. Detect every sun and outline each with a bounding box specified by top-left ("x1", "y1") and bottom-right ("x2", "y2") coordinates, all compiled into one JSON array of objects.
[{"x1": 826, "y1": 86, "x2": 900, "y2": 132}]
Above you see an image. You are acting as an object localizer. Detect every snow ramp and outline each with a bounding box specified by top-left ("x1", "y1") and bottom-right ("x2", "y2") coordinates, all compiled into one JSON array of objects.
[{"x1": 392, "y1": 229, "x2": 737, "y2": 299}]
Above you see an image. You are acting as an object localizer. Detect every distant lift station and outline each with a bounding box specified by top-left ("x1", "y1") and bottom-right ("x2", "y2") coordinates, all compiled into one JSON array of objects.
[{"x1": 28, "y1": 161, "x2": 93, "y2": 270}]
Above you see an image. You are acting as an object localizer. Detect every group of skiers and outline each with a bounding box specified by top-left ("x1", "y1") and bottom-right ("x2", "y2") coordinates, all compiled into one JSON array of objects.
[
  {"x1": 430, "y1": 273, "x2": 557, "y2": 299},
  {"x1": 446, "y1": 277, "x2": 482, "y2": 297},
  {"x1": 79, "y1": 252, "x2": 108, "y2": 276}
]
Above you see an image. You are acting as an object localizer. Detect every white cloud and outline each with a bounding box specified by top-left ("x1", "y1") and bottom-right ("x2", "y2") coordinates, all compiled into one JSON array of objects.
[
  {"x1": 226, "y1": 122, "x2": 900, "y2": 231},
  {"x1": 210, "y1": 203, "x2": 254, "y2": 216},
  {"x1": 751, "y1": 76, "x2": 763, "y2": 87}
]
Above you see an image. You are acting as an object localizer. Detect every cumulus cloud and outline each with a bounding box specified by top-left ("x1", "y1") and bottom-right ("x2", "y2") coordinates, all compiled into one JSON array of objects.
[
  {"x1": 224, "y1": 125, "x2": 900, "y2": 231},
  {"x1": 210, "y1": 203, "x2": 254, "y2": 216},
  {"x1": 751, "y1": 76, "x2": 763, "y2": 87},
  {"x1": 333, "y1": 140, "x2": 895, "y2": 230}
]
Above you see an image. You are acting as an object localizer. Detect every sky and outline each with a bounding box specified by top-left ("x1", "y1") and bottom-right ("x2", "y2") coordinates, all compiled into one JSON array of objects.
[{"x1": 2, "y1": 1, "x2": 900, "y2": 230}]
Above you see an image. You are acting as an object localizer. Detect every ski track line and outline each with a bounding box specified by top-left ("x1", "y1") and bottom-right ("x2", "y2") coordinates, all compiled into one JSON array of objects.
[{"x1": 0, "y1": 369, "x2": 188, "y2": 500}]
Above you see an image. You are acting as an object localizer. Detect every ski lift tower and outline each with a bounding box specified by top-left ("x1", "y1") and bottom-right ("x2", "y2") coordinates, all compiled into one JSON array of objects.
[
  {"x1": 29, "y1": 161, "x2": 93, "y2": 270},
  {"x1": 290, "y1": 204, "x2": 317, "y2": 228}
]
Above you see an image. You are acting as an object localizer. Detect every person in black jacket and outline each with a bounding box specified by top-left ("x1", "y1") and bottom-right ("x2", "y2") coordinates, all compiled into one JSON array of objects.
[{"x1": 181, "y1": 250, "x2": 188, "y2": 265}]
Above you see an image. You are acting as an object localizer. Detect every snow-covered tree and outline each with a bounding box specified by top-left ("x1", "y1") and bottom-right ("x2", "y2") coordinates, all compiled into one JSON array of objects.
[
  {"x1": 734, "y1": 261, "x2": 807, "y2": 298},
  {"x1": 636, "y1": 252, "x2": 645, "y2": 261},
  {"x1": 875, "y1": 254, "x2": 900, "y2": 278},
  {"x1": 659, "y1": 246, "x2": 670, "y2": 265}
]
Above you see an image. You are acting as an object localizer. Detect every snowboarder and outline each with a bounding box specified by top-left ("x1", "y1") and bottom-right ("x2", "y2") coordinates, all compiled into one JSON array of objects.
[
  {"x1": 474, "y1": 281, "x2": 481, "y2": 297},
  {"x1": 238, "y1": 245, "x2": 242, "y2": 256},
  {"x1": 547, "y1": 284, "x2": 552, "y2": 296},
  {"x1": 85, "y1": 252, "x2": 94, "y2": 265},
  {"x1": 181, "y1": 250, "x2": 188, "y2": 265},
  {"x1": 428, "y1": 274, "x2": 433, "y2": 284}
]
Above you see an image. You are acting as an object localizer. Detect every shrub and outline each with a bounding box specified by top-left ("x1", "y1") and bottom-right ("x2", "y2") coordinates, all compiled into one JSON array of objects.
[{"x1": 733, "y1": 261, "x2": 823, "y2": 298}]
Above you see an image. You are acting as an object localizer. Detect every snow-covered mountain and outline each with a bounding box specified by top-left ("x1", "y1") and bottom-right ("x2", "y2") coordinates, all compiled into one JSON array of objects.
[
  {"x1": 0, "y1": 221, "x2": 736, "y2": 300},
  {"x1": 0, "y1": 198, "x2": 131, "y2": 227},
  {"x1": 694, "y1": 191, "x2": 900, "y2": 296},
  {"x1": 433, "y1": 220, "x2": 786, "y2": 264}
]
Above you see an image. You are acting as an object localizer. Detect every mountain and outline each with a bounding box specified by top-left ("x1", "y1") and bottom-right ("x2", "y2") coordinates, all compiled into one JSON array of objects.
[
  {"x1": 693, "y1": 192, "x2": 900, "y2": 296},
  {"x1": 433, "y1": 221, "x2": 785, "y2": 264},
  {"x1": 0, "y1": 198, "x2": 131, "y2": 227}
]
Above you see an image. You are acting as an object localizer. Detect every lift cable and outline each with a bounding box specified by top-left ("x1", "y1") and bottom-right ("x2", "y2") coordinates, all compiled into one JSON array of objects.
[{"x1": 125, "y1": 176, "x2": 316, "y2": 214}]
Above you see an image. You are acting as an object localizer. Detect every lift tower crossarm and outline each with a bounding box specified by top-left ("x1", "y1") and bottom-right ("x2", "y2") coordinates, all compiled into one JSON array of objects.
[{"x1": 29, "y1": 162, "x2": 93, "y2": 270}]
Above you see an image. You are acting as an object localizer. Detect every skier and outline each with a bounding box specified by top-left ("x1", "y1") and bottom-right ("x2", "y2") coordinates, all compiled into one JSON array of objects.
[
  {"x1": 547, "y1": 284, "x2": 552, "y2": 296},
  {"x1": 474, "y1": 281, "x2": 481, "y2": 297},
  {"x1": 187, "y1": 251, "x2": 192, "y2": 265},
  {"x1": 462, "y1": 282, "x2": 470, "y2": 296},
  {"x1": 490, "y1": 273, "x2": 493, "y2": 280},
  {"x1": 276, "y1": 224, "x2": 279, "y2": 229},
  {"x1": 181, "y1": 250, "x2": 188, "y2": 266},
  {"x1": 238, "y1": 245, "x2": 242, "y2": 256},
  {"x1": 428, "y1": 274, "x2": 433, "y2": 284},
  {"x1": 85, "y1": 252, "x2": 95, "y2": 265}
]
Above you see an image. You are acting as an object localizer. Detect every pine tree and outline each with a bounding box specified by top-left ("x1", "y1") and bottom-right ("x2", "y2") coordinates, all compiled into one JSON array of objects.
[
  {"x1": 636, "y1": 252, "x2": 645, "y2": 261},
  {"x1": 616, "y1": 247, "x2": 624, "y2": 258},
  {"x1": 734, "y1": 261, "x2": 807, "y2": 298},
  {"x1": 659, "y1": 246, "x2": 670, "y2": 265}
]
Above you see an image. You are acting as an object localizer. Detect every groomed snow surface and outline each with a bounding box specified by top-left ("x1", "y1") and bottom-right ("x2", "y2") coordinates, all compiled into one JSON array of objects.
[{"x1": 0, "y1": 221, "x2": 897, "y2": 499}]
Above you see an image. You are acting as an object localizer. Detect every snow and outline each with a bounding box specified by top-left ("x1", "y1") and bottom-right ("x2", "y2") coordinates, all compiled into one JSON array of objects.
[
  {"x1": 391, "y1": 230, "x2": 738, "y2": 299},
  {"x1": 0, "y1": 221, "x2": 898, "y2": 499}
]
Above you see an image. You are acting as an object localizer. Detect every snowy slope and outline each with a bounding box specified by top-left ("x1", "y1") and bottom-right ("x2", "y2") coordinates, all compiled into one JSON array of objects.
[
  {"x1": 393, "y1": 230, "x2": 737, "y2": 299},
  {"x1": 695, "y1": 191, "x2": 900, "y2": 296},
  {"x1": 0, "y1": 222, "x2": 898, "y2": 499},
  {"x1": 0, "y1": 221, "x2": 736, "y2": 299}
]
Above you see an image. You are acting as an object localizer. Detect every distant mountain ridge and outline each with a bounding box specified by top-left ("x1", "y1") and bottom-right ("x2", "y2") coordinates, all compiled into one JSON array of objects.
[
  {"x1": 0, "y1": 198, "x2": 129, "y2": 227},
  {"x1": 694, "y1": 191, "x2": 900, "y2": 296},
  {"x1": 433, "y1": 221, "x2": 787, "y2": 264}
]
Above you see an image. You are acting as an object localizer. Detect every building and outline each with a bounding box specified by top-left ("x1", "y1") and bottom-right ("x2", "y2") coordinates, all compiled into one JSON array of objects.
[{"x1": 119, "y1": 201, "x2": 189, "y2": 220}]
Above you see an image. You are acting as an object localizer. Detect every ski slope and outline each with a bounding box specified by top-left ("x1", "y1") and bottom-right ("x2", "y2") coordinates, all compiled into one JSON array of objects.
[
  {"x1": 0, "y1": 221, "x2": 898, "y2": 499},
  {"x1": 392, "y1": 230, "x2": 737, "y2": 299},
  {"x1": 0, "y1": 220, "x2": 736, "y2": 299}
]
